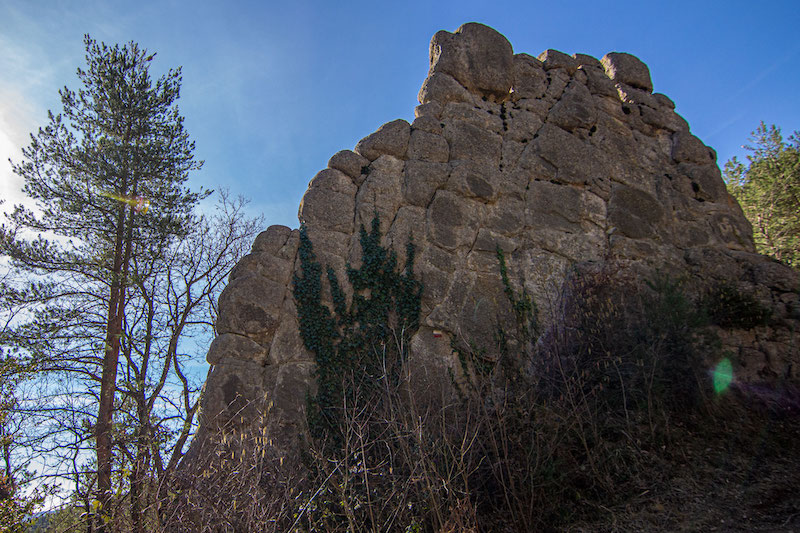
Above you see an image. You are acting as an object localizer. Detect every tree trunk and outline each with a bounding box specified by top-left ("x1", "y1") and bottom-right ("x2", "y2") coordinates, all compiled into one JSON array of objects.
[
  {"x1": 130, "y1": 390, "x2": 150, "y2": 533},
  {"x1": 130, "y1": 455, "x2": 144, "y2": 533},
  {"x1": 96, "y1": 191, "x2": 136, "y2": 530}
]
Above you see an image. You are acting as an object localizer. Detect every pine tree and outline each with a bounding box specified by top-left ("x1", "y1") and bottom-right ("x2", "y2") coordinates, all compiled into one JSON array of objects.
[
  {"x1": 1, "y1": 35, "x2": 205, "y2": 529},
  {"x1": 724, "y1": 122, "x2": 800, "y2": 269}
]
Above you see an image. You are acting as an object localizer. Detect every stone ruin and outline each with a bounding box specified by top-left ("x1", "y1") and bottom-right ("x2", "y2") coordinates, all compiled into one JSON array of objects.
[{"x1": 183, "y1": 23, "x2": 799, "y2": 469}]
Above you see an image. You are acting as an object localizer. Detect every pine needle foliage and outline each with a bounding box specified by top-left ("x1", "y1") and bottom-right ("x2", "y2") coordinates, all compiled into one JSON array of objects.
[{"x1": 725, "y1": 122, "x2": 800, "y2": 269}]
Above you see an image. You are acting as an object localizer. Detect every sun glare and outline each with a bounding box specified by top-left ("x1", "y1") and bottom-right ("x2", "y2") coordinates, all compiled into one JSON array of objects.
[{"x1": 712, "y1": 358, "x2": 734, "y2": 394}]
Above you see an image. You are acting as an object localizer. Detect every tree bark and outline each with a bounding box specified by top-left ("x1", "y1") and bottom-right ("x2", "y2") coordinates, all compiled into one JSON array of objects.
[{"x1": 96, "y1": 185, "x2": 136, "y2": 530}]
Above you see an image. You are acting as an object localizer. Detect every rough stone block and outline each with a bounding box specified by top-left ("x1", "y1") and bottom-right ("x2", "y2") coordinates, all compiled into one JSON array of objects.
[
  {"x1": 601, "y1": 52, "x2": 653, "y2": 93},
  {"x1": 408, "y1": 128, "x2": 450, "y2": 162},
  {"x1": 251, "y1": 225, "x2": 291, "y2": 254},
  {"x1": 538, "y1": 49, "x2": 578, "y2": 74},
  {"x1": 328, "y1": 150, "x2": 369, "y2": 181},
  {"x1": 428, "y1": 22, "x2": 514, "y2": 100},
  {"x1": 418, "y1": 72, "x2": 474, "y2": 105},
  {"x1": 444, "y1": 120, "x2": 502, "y2": 166},
  {"x1": 355, "y1": 119, "x2": 411, "y2": 161},
  {"x1": 206, "y1": 333, "x2": 268, "y2": 366},
  {"x1": 512, "y1": 53, "x2": 547, "y2": 99}
]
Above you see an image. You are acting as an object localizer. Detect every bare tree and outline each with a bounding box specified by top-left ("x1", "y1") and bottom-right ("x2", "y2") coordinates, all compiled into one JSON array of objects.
[{"x1": 1, "y1": 192, "x2": 261, "y2": 530}]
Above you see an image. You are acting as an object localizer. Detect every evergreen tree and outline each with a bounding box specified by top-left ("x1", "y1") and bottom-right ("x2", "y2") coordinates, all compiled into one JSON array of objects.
[
  {"x1": 724, "y1": 122, "x2": 800, "y2": 268},
  {"x1": 1, "y1": 35, "x2": 205, "y2": 529}
]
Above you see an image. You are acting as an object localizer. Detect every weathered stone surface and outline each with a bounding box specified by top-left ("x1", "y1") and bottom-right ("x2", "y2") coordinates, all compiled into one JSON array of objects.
[
  {"x1": 615, "y1": 83, "x2": 659, "y2": 109},
  {"x1": 427, "y1": 190, "x2": 481, "y2": 250},
  {"x1": 538, "y1": 49, "x2": 578, "y2": 74},
  {"x1": 608, "y1": 183, "x2": 665, "y2": 240},
  {"x1": 533, "y1": 123, "x2": 609, "y2": 184},
  {"x1": 403, "y1": 160, "x2": 449, "y2": 207},
  {"x1": 229, "y1": 251, "x2": 293, "y2": 285},
  {"x1": 387, "y1": 205, "x2": 426, "y2": 251},
  {"x1": 297, "y1": 168, "x2": 356, "y2": 233},
  {"x1": 582, "y1": 65, "x2": 619, "y2": 97},
  {"x1": 639, "y1": 102, "x2": 689, "y2": 133},
  {"x1": 442, "y1": 101, "x2": 504, "y2": 133},
  {"x1": 526, "y1": 180, "x2": 583, "y2": 232},
  {"x1": 355, "y1": 119, "x2": 411, "y2": 161},
  {"x1": 653, "y1": 93, "x2": 676, "y2": 109},
  {"x1": 672, "y1": 131, "x2": 715, "y2": 164},
  {"x1": 216, "y1": 274, "x2": 286, "y2": 345},
  {"x1": 188, "y1": 23, "x2": 800, "y2": 487},
  {"x1": 427, "y1": 23, "x2": 514, "y2": 100},
  {"x1": 415, "y1": 101, "x2": 443, "y2": 119},
  {"x1": 448, "y1": 161, "x2": 497, "y2": 202},
  {"x1": 328, "y1": 149, "x2": 369, "y2": 182},
  {"x1": 407, "y1": 128, "x2": 450, "y2": 162},
  {"x1": 485, "y1": 197, "x2": 525, "y2": 236},
  {"x1": 512, "y1": 53, "x2": 547, "y2": 99},
  {"x1": 504, "y1": 108, "x2": 544, "y2": 143},
  {"x1": 679, "y1": 162, "x2": 728, "y2": 202},
  {"x1": 412, "y1": 114, "x2": 445, "y2": 134},
  {"x1": 251, "y1": 225, "x2": 291, "y2": 254},
  {"x1": 355, "y1": 154, "x2": 404, "y2": 231},
  {"x1": 445, "y1": 120, "x2": 502, "y2": 166},
  {"x1": 573, "y1": 53, "x2": 603, "y2": 69},
  {"x1": 418, "y1": 72, "x2": 474, "y2": 105},
  {"x1": 601, "y1": 52, "x2": 653, "y2": 93},
  {"x1": 199, "y1": 358, "x2": 267, "y2": 432},
  {"x1": 206, "y1": 333, "x2": 268, "y2": 365},
  {"x1": 276, "y1": 228, "x2": 300, "y2": 260},
  {"x1": 544, "y1": 68, "x2": 570, "y2": 101},
  {"x1": 547, "y1": 80, "x2": 596, "y2": 132},
  {"x1": 267, "y1": 299, "x2": 310, "y2": 364}
]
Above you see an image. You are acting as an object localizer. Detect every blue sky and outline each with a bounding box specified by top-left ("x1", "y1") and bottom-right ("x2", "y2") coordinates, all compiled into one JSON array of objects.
[{"x1": 1, "y1": 0, "x2": 799, "y2": 229}]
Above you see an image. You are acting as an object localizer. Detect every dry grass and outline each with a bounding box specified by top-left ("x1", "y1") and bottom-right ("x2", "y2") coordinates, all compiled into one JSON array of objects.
[{"x1": 161, "y1": 266, "x2": 800, "y2": 532}]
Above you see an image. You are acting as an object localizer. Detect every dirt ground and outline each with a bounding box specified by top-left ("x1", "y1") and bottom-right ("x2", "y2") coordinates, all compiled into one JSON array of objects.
[{"x1": 566, "y1": 387, "x2": 800, "y2": 532}]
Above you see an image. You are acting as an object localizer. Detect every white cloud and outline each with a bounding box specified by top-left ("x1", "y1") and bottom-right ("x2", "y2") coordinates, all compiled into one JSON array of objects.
[
  {"x1": 0, "y1": 17, "x2": 68, "y2": 216},
  {"x1": 0, "y1": 87, "x2": 36, "y2": 212}
]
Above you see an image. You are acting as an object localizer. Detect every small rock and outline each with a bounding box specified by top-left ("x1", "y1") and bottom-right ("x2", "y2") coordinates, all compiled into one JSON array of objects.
[
  {"x1": 538, "y1": 49, "x2": 578, "y2": 74},
  {"x1": 206, "y1": 333, "x2": 268, "y2": 366},
  {"x1": 601, "y1": 52, "x2": 654, "y2": 93},
  {"x1": 408, "y1": 128, "x2": 450, "y2": 162},
  {"x1": 418, "y1": 72, "x2": 474, "y2": 105},
  {"x1": 512, "y1": 53, "x2": 548, "y2": 99},
  {"x1": 328, "y1": 150, "x2": 369, "y2": 180},
  {"x1": 672, "y1": 131, "x2": 715, "y2": 164},
  {"x1": 251, "y1": 225, "x2": 291, "y2": 254},
  {"x1": 355, "y1": 119, "x2": 411, "y2": 161},
  {"x1": 572, "y1": 53, "x2": 603, "y2": 69}
]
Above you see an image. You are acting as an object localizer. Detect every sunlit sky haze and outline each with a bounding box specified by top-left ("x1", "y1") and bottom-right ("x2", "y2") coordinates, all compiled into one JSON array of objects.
[{"x1": 1, "y1": 0, "x2": 799, "y2": 229}]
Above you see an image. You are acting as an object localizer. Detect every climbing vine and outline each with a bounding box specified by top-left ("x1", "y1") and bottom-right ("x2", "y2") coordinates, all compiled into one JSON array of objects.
[
  {"x1": 292, "y1": 215, "x2": 422, "y2": 442},
  {"x1": 451, "y1": 247, "x2": 540, "y2": 394},
  {"x1": 497, "y1": 245, "x2": 539, "y2": 342}
]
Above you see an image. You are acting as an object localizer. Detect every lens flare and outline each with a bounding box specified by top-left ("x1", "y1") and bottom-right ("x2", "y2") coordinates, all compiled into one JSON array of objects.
[
  {"x1": 712, "y1": 358, "x2": 733, "y2": 394},
  {"x1": 99, "y1": 191, "x2": 150, "y2": 214}
]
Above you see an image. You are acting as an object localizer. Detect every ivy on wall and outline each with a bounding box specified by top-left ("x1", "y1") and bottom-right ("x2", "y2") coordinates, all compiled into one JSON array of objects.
[{"x1": 292, "y1": 215, "x2": 422, "y2": 441}]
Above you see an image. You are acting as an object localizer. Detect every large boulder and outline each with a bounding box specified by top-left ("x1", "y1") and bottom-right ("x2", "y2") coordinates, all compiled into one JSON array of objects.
[
  {"x1": 425, "y1": 22, "x2": 514, "y2": 101},
  {"x1": 185, "y1": 24, "x2": 800, "y2": 500}
]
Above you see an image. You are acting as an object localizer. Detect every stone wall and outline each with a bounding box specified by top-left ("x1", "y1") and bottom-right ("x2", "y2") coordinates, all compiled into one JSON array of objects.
[{"x1": 185, "y1": 23, "x2": 799, "y2": 466}]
